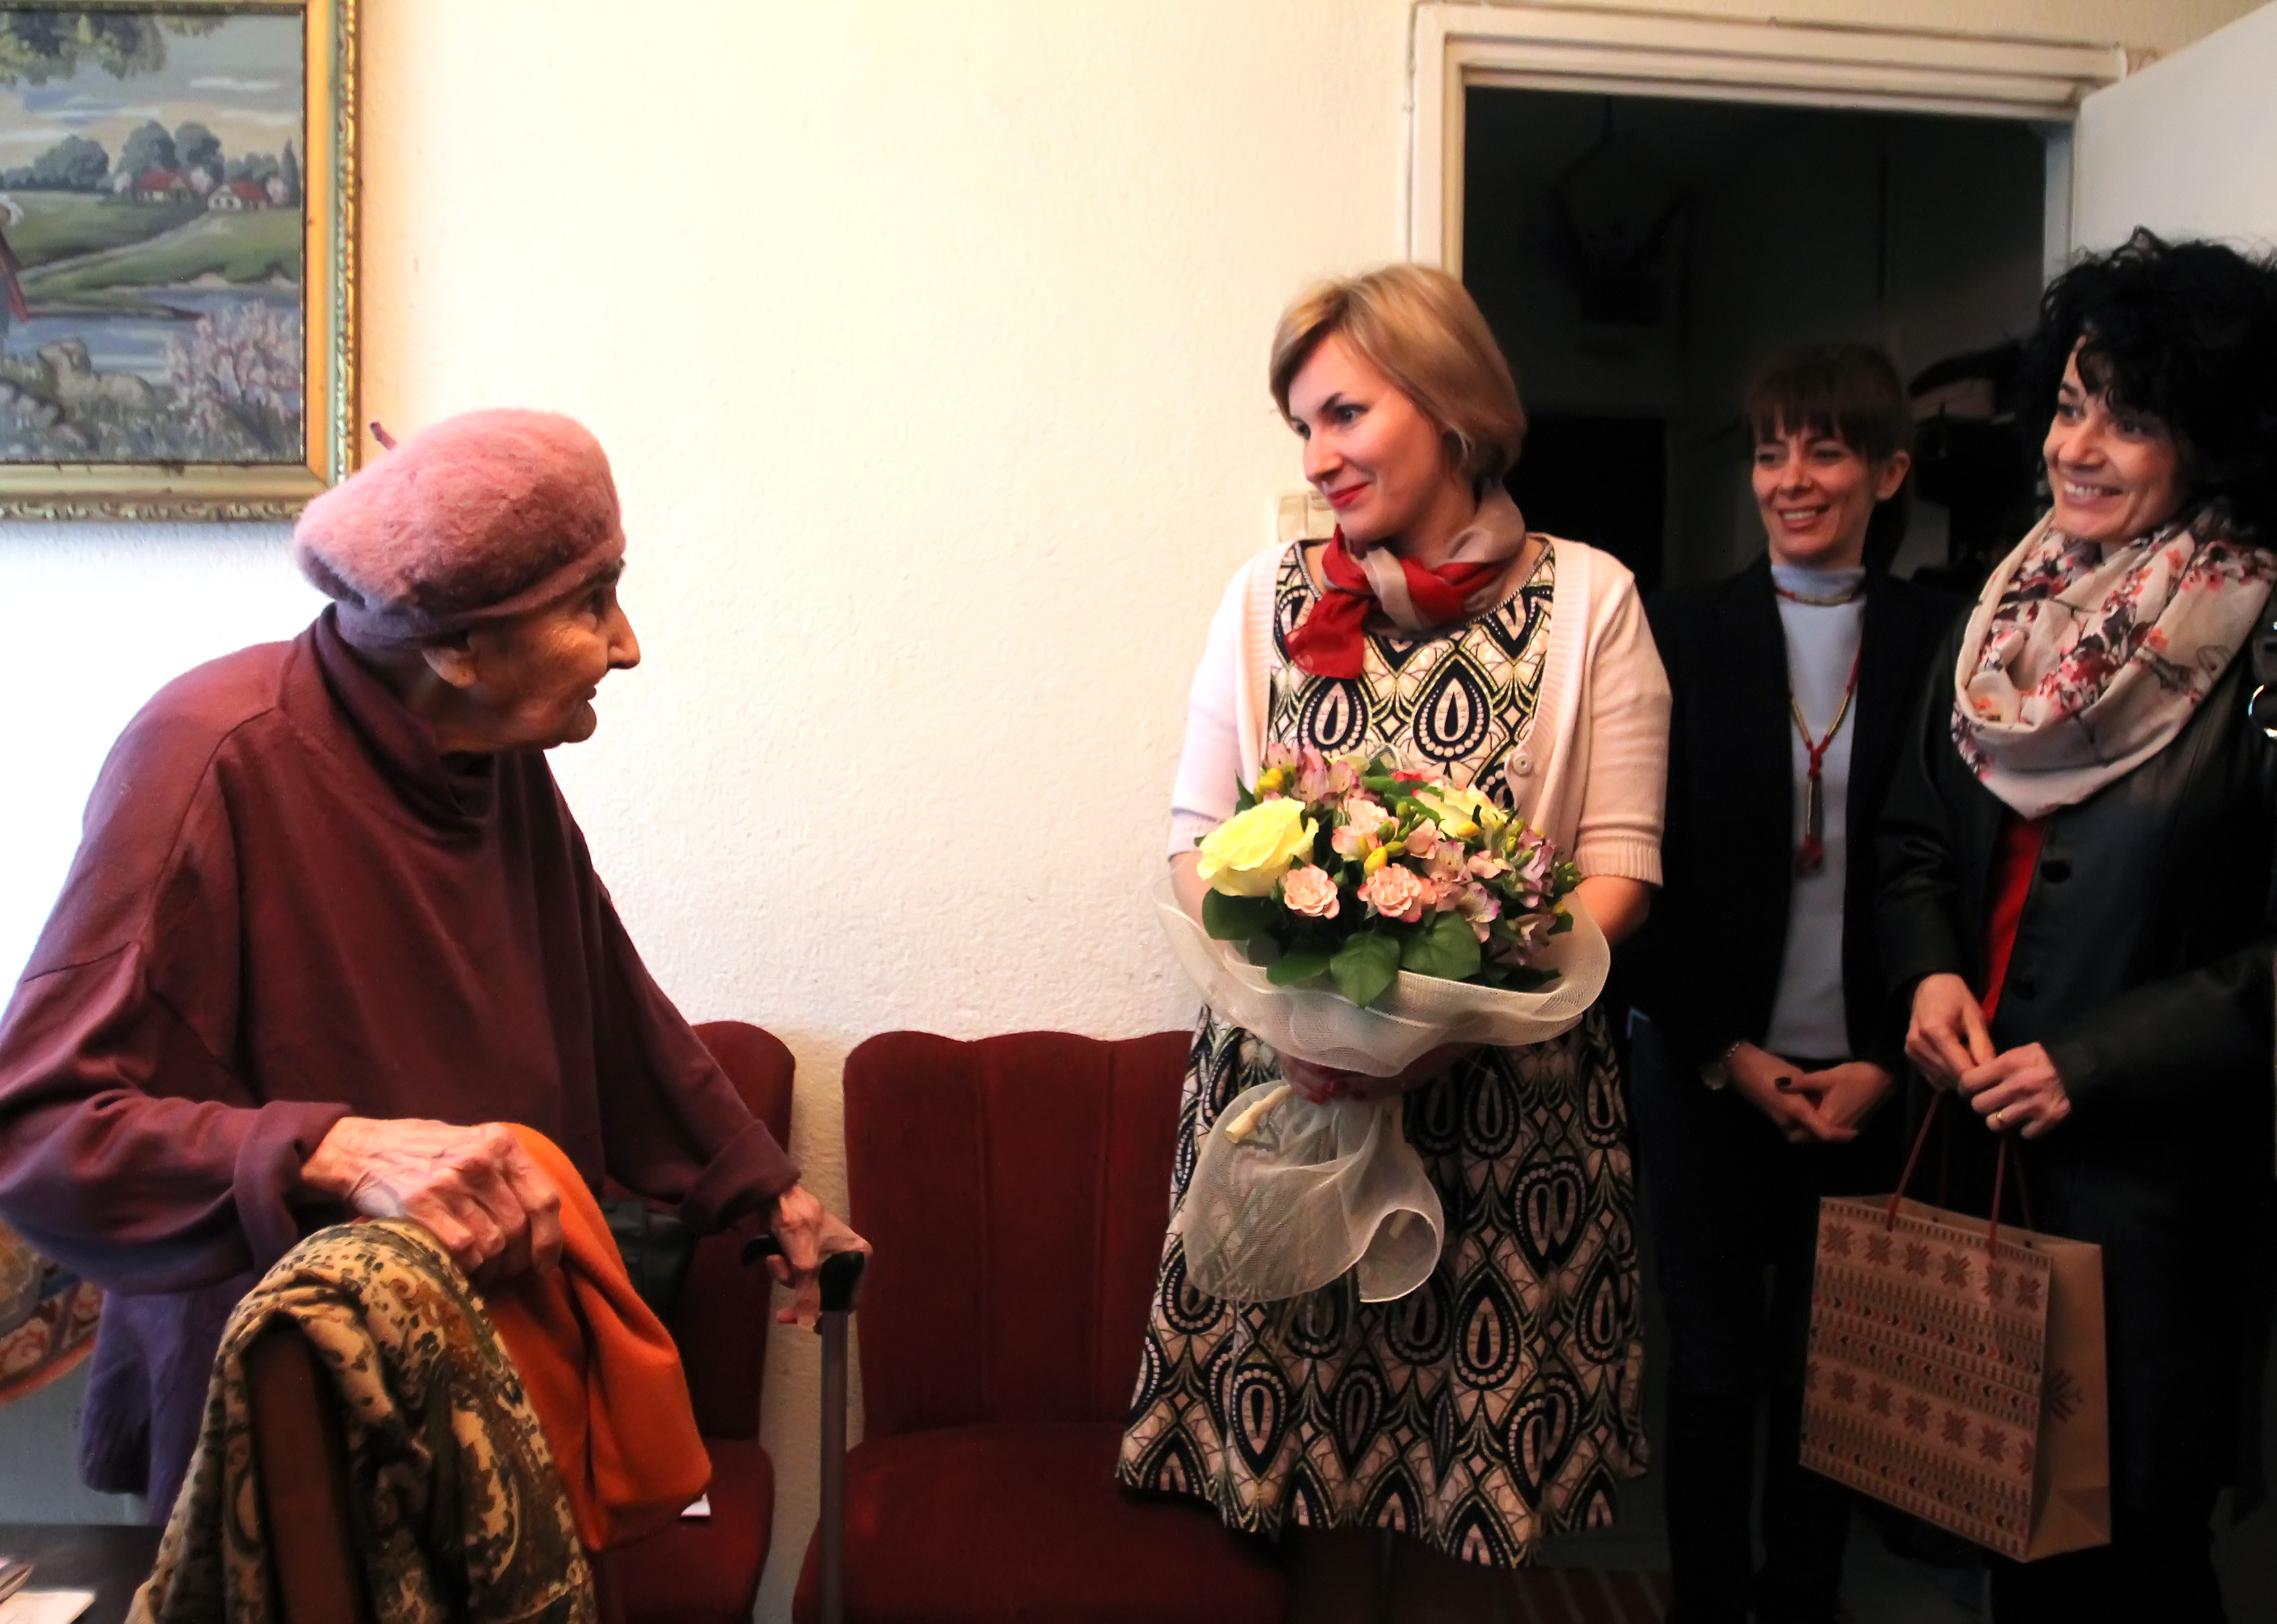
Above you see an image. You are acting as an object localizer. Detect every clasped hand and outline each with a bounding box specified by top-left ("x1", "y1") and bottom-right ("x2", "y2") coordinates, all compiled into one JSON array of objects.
[
  {"x1": 302, "y1": 1115, "x2": 872, "y2": 1320},
  {"x1": 1725, "y1": 1046, "x2": 1890, "y2": 1144},
  {"x1": 762, "y1": 1183, "x2": 872, "y2": 1329},
  {"x1": 1905, "y1": 972, "x2": 2071, "y2": 1138},
  {"x1": 300, "y1": 1115, "x2": 565, "y2": 1284}
]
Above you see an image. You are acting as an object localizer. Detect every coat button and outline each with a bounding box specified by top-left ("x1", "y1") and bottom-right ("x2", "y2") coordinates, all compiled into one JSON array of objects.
[
  {"x1": 1510, "y1": 752, "x2": 1534, "y2": 777},
  {"x1": 2011, "y1": 977, "x2": 2036, "y2": 1001},
  {"x1": 2040, "y1": 858, "x2": 2071, "y2": 883}
]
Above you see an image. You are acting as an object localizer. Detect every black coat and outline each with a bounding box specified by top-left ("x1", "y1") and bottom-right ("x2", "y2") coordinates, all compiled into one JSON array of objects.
[
  {"x1": 1631, "y1": 559, "x2": 1960, "y2": 1071},
  {"x1": 1876, "y1": 616, "x2": 2277, "y2": 1513}
]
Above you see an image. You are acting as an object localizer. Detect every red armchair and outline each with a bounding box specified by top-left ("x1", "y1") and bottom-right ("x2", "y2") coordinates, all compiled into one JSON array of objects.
[
  {"x1": 609, "y1": 1018, "x2": 796, "y2": 1624},
  {"x1": 247, "y1": 1018, "x2": 796, "y2": 1624},
  {"x1": 792, "y1": 1030, "x2": 1287, "y2": 1624}
]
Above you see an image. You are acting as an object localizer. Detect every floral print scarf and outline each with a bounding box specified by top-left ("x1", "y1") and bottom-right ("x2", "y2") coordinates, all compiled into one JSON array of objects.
[
  {"x1": 129, "y1": 1220, "x2": 595, "y2": 1624},
  {"x1": 1952, "y1": 506, "x2": 2276, "y2": 819}
]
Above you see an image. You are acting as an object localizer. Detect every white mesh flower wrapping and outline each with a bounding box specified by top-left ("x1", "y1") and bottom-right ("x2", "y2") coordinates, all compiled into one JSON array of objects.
[
  {"x1": 1154, "y1": 879, "x2": 1611, "y2": 1304},
  {"x1": 1173, "y1": 1091, "x2": 1443, "y2": 1304}
]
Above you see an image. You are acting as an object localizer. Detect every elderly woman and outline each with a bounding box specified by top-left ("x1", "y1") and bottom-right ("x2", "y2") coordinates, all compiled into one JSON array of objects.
[
  {"x1": 0, "y1": 410, "x2": 856, "y2": 1518},
  {"x1": 1879, "y1": 230, "x2": 2277, "y2": 1623},
  {"x1": 1119, "y1": 265, "x2": 1669, "y2": 1621}
]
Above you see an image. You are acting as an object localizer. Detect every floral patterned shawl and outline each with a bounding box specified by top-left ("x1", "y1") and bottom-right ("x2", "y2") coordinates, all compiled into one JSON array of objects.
[
  {"x1": 129, "y1": 1219, "x2": 595, "y2": 1624},
  {"x1": 1952, "y1": 506, "x2": 2276, "y2": 819}
]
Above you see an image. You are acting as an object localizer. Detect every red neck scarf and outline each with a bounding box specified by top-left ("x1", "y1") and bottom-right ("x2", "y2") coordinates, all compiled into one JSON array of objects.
[{"x1": 1285, "y1": 488, "x2": 1531, "y2": 679}]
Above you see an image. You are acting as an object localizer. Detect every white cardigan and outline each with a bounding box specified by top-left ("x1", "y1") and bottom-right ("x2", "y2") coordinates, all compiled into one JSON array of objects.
[{"x1": 1167, "y1": 537, "x2": 1671, "y2": 886}]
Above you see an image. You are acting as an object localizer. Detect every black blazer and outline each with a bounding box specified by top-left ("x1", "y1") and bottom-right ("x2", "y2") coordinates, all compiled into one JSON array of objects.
[
  {"x1": 1877, "y1": 615, "x2": 2277, "y2": 1511},
  {"x1": 1628, "y1": 558, "x2": 1960, "y2": 1071}
]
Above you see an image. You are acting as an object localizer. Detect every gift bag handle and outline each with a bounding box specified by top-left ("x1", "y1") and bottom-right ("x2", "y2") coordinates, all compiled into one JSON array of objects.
[{"x1": 1884, "y1": 1089, "x2": 2033, "y2": 1255}]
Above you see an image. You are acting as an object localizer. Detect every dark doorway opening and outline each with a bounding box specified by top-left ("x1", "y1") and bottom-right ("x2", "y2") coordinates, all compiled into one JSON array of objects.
[
  {"x1": 1464, "y1": 88, "x2": 2049, "y2": 592},
  {"x1": 1506, "y1": 415, "x2": 1667, "y2": 594}
]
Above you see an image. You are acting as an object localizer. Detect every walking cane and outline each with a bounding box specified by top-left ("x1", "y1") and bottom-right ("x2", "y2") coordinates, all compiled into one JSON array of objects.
[{"x1": 743, "y1": 1234, "x2": 868, "y2": 1624}]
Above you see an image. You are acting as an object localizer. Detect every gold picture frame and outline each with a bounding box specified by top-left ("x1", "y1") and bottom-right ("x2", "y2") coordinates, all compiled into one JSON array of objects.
[{"x1": 0, "y1": 0, "x2": 355, "y2": 519}]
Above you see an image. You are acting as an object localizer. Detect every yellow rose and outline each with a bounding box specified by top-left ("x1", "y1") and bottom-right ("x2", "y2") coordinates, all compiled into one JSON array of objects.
[
  {"x1": 1197, "y1": 798, "x2": 1318, "y2": 896},
  {"x1": 1415, "y1": 782, "x2": 1495, "y2": 840}
]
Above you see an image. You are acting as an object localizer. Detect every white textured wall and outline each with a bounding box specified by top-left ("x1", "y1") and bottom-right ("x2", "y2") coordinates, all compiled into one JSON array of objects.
[
  {"x1": 0, "y1": 0, "x2": 2265, "y2": 1610},
  {"x1": 2075, "y1": 0, "x2": 2277, "y2": 251}
]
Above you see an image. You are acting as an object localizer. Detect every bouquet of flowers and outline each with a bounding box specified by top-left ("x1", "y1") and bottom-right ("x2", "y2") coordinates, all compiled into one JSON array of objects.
[
  {"x1": 1156, "y1": 749, "x2": 1610, "y2": 1305},
  {"x1": 1193, "y1": 745, "x2": 1582, "y2": 1007}
]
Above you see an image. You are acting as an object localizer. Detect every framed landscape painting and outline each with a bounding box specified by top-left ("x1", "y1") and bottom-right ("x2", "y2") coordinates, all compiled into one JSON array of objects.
[{"x1": 0, "y1": 1, "x2": 354, "y2": 519}]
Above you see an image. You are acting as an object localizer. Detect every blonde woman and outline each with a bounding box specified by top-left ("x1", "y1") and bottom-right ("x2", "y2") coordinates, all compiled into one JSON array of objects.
[{"x1": 1119, "y1": 266, "x2": 1670, "y2": 1621}]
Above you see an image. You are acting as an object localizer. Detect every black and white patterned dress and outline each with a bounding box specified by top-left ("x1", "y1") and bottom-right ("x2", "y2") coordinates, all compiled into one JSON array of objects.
[{"x1": 1116, "y1": 542, "x2": 1648, "y2": 1566}]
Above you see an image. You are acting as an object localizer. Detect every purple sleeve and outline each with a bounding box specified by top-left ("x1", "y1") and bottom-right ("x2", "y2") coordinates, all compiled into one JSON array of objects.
[
  {"x1": 0, "y1": 714, "x2": 347, "y2": 1294},
  {"x1": 590, "y1": 891, "x2": 800, "y2": 1230},
  {"x1": 0, "y1": 947, "x2": 346, "y2": 1296}
]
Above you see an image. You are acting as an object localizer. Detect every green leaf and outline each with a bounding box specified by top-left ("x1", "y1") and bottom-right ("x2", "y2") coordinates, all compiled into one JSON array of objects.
[
  {"x1": 1400, "y1": 911, "x2": 1482, "y2": 981},
  {"x1": 1202, "y1": 889, "x2": 1274, "y2": 941},
  {"x1": 1234, "y1": 778, "x2": 1257, "y2": 813},
  {"x1": 1330, "y1": 931, "x2": 1403, "y2": 1008},
  {"x1": 1266, "y1": 949, "x2": 1335, "y2": 986}
]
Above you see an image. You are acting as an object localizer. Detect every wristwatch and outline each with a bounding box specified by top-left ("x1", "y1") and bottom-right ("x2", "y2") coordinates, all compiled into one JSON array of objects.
[{"x1": 1699, "y1": 1039, "x2": 1743, "y2": 1091}]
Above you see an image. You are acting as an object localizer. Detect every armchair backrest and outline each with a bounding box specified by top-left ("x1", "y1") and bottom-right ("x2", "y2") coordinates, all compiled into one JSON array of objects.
[
  {"x1": 842, "y1": 1029, "x2": 1190, "y2": 1439},
  {"x1": 673, "y1": 1020, "x2": 796, "y2": 1440}
]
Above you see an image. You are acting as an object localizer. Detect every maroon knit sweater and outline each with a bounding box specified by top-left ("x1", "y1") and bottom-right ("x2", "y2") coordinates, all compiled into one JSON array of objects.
[{"x1": 0, "y1": 608, "x2": 797, "y2": 1513}]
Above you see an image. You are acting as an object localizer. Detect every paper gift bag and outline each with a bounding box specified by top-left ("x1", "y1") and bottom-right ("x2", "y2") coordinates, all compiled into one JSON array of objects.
[{"x1": 1800, "y1": 1118, "x2": 2110, "y2": 1562}]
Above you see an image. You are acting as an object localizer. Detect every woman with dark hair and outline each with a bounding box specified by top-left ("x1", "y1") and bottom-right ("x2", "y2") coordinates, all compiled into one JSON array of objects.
[
  {"x1": 1879, "y1": 229, "x2": 2277, "y2": 1622},
  {"x1": 1629, "y1": 343, "x2": 1958, "y2": 1624}
]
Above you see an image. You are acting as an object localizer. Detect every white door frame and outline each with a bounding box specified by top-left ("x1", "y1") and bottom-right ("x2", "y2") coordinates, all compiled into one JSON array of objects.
[{"x1": 1408, "y1": 4, "x2": 2129, "y2": 279}]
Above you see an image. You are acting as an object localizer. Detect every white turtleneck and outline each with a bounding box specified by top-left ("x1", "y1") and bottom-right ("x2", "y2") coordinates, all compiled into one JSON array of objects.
[{"x1": 1764, "y1": 562, "x2": 1866, "y2": 1061}]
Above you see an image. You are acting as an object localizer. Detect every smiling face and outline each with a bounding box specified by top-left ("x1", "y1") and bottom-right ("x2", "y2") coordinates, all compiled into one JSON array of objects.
[
  {"x1": 1751, "y1": 423, "x2": 1909, "y2": 570},
  {"x1": 2044, "y1": 347, "x2": 2187, "y2": 546},
  {"x1": 1286, "y1": 332, "x2": 1476, "y2": 556},
  {"x1": 431, "y1": 563, "x2": 642, "y2": 753}
]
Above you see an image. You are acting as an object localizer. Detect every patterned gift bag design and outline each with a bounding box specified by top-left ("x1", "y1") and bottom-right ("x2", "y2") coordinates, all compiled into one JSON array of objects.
[{"x1": 1801, "y1": 1193, "x2": 2109, "y2": 1561}]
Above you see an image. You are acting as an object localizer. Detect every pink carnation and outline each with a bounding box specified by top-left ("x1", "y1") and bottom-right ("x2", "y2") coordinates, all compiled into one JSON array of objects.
[
  {"x1": 1281, "y1": 865, "x2": 1340, "y2": 919},
  {"x1": 1360, "y1": 863, "x2": 1428, "y2": 924},
  {"x1": 1401, "y1": 820, "x2": 1440, "y2": 858}
]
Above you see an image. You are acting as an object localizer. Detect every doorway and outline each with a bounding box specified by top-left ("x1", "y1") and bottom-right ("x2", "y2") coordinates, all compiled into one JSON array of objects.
[{"x1": 1467, "y1": 89, "x2": 2050, "y2": 592}]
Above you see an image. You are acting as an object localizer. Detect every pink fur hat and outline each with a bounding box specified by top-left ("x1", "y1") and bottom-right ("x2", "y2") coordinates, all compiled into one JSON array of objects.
[{"x1": 293, "y1": 409, "x2": 626, "y2": 650}]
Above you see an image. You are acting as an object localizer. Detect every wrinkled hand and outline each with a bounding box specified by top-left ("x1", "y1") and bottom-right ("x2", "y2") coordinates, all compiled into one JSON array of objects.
[
  {"x1": 1281, "y1": 1044, "x2": 1478, "y2": 1106},
  {"x1": 766, "y1": 1183, "x2": 872, "y2": 1329},
  {"x1": 1959, "y1": 1043, "x2": 2071, "y2": 1139},
  {"x1": 299, "y1": 1116, "x2": 564, "y2": 1285},
  {"x1": 1906, "y1": 972, "x2": 1994, "y2": 1090},
  {"x1": 1791, "y1": 1061, "x2": 1897, "y2": 1136},
  {"x1": 1727, "y1": 1044, "x2": 1855, "y2": 1145}
]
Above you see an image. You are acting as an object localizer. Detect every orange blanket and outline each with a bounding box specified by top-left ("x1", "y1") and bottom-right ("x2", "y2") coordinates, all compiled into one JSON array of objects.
[{"x1": 487, "y1": 1126, "x2": 711, "y2": 1551}]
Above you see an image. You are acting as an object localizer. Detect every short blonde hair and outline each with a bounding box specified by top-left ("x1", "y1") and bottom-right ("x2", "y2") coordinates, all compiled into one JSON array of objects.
[{"x1": 1269, "y1": 264, "x2": 1528, "y2": 489}]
